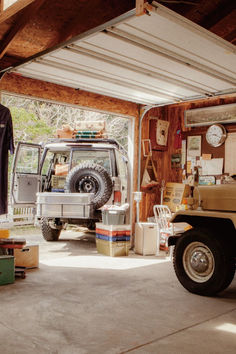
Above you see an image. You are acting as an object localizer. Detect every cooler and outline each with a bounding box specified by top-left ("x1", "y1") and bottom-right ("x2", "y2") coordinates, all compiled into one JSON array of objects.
[{"x1": 135, "y1": 222, "x2": 159, "y2": 256}]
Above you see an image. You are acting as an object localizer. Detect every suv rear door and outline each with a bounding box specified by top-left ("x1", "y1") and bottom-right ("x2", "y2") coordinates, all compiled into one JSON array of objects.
[
  {"x1": 115, "y1": 149, "x2": 129, "y2": 204},
  {"x1": 11, "y1": 142, "x2": 41, "y2": 207}
]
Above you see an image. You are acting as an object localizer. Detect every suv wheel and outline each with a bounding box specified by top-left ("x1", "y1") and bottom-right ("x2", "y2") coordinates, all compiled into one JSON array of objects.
[
  {"x1": 173, "y1": 228, "x2": 235, "y2": 296},
  {"x1": 65, "y1": 162, "x2": 113, "y2": 209},
  {"x1": 41, "y1": 218, "x2": 62, "y2": 241}
]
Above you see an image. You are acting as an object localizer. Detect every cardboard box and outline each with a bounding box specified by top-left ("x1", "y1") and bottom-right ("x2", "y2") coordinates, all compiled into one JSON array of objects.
[
  {"x1": 0, "y1": 229, "x2": 10, "y2": 238},
  {"x1": 56, "y1": 129, "x2": 74, "y2": 139},
  {"x1": 51, "y1": 175, "x2": 66, "y2": 188},
  {"x1": 55, "y1": 164, "x2": 69, "y2": 176},
  {"x1": 163, "y1": 183, "x2": 190, "y2": 212},
  {"x1": 14, "y1": 245, "x2": 39, "y2": 269}
]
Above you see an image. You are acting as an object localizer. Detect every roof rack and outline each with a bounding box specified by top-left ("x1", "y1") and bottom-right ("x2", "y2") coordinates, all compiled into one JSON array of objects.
[{"x1": 46, "y1": 138, "x2": 127, "y2": 156}]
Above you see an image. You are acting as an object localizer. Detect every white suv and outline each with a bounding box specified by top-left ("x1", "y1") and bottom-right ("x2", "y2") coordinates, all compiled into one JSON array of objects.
[{"x1": 11, "y1": 138, "x2": 129, "y2": 241}]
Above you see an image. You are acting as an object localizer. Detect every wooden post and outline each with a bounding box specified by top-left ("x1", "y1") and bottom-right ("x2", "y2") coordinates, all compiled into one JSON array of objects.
[
  {"x1": 136, "y1": 0, "x2": 153, "y2": 16},
  {"x1": 136, "y1": 0, "x2": 145, "y2": 16}
]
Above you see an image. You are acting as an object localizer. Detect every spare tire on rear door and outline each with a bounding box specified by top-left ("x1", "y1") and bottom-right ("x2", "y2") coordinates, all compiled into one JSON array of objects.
[{"x1": 65, "y1": 162, "x2": 113, "y2": 209}]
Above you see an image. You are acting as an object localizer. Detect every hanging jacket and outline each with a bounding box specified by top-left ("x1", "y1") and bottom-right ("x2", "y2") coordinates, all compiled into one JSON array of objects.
[{"x1": 0, "y1": 104, "x2": 14, "y2": 215}]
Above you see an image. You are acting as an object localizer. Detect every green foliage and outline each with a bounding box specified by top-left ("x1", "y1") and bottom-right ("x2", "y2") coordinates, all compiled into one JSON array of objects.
[
  {"x1": 9, "y1": 107, "x2": 54, "y2": 143},
  {"x1": 2, "y1": 94, "x2": 129, "y2": 150}
]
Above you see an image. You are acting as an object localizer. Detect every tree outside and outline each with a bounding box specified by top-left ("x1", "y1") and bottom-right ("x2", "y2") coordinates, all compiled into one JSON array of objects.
[
  {"x1": 1, "y1": 93, "x2": 129, "y2": 196},
  {"x1": 1, "y1": 94, "x2": 129, "y2": 149}
]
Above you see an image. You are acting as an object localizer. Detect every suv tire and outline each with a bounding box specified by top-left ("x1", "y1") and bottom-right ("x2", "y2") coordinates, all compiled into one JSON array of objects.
[
  {"x1": 65, "y1": 162, "x2": 113, "y2": 209},
  {"x1": 41, "y1": 218, "x2": 62, "y2": 241}
]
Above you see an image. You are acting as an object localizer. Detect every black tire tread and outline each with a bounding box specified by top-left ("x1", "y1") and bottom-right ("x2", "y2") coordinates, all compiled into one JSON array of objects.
[
  {"x1": 173, "y1": 228, "x2": 235, "y2": 296},
  {"x1": 41, "y1": 218, "x2": 61, "y2": 242}
]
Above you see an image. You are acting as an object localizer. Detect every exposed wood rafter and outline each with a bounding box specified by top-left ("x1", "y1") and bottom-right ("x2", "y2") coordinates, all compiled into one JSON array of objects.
[
  {"x1": 200, "y1": 0, "x2": 235, "y2": 30},
  {"x1": 0, "y1": 0, "x2": 46, "y2": 59}
]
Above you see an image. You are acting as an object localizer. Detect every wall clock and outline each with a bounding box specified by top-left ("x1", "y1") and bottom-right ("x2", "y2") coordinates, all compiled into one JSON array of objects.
[{"x1": 206, "y1": 124, "x2": 227, "y2": 147}]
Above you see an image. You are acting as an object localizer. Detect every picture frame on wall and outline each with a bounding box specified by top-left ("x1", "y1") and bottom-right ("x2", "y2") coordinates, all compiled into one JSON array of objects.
[
  {"x1": 187, "y1": 135, "x2": 201, "y2": 157},
  {"x1": 184, "y1": 103, "x2": 236, "y2": 127}
]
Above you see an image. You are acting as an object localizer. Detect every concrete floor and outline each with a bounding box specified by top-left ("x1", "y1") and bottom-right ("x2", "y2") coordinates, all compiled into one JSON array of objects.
[{"x1": 0, "y1": 226, "x2": 236, "y2": 354}]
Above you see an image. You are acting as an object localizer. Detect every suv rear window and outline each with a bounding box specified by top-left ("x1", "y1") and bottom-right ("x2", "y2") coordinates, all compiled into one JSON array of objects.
[{"x1": 71, "y1": 150, "x2": 111, "y2": 174}]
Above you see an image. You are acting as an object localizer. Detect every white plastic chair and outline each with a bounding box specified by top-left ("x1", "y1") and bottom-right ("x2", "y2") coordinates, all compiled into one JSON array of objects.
[{"x1": 153, "y1": 205, "x2": 174, "y2": 256}]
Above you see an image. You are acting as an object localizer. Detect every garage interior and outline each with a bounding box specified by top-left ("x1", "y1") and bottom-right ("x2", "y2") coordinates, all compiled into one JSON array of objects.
[{"x1": 0, "y1": 0, "x2": 236, "y2": 353}]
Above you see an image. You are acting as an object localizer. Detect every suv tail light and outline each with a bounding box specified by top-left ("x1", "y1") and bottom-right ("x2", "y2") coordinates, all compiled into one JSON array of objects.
[{"x1": 114, "y1": 191, "x2": 121, "y2": 204}]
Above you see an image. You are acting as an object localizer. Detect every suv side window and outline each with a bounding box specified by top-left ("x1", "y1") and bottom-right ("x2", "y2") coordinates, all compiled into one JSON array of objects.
[{"x1": 41, "y1": 150, "x2": 54, "y2": 176}]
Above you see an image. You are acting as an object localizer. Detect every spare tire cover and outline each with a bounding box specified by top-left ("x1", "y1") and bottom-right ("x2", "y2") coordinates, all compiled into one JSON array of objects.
[{"x1": 65, "y1": 162, "x2": 113, "y2": 209}]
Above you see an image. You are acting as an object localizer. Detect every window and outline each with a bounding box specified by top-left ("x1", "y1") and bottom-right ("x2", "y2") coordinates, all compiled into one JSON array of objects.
[
  {"x1": 72, "y1": 150, "x2": 111, "y2": 175},
  {"x1": 16, "y1": 145, "x2": 40, "y2": 174}
]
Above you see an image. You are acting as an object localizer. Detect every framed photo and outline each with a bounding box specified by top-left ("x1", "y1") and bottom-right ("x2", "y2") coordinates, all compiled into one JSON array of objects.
[
  {"x1": 187, "y1": 135, "x2": 201, "y2": 157},
  {"x1": 184, "y1": 103, "x2": 236, "y2": 127}
]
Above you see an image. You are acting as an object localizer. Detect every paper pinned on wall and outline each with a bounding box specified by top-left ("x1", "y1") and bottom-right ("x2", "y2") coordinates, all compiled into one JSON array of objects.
[
  {"x1": 201, "y1": 158, "x2": 223, "y2": 176},
  {"x1": 156, "y1": 120, "x2": 169, "y2": 146},
  {"x1": 225, "y1": 133, "x2": 236, "y2": 175},
  {"x1": 187, "y1": 161, "x2": 192, "y2": 174},
  {"x1": 181, "y1": 140, "x2": 186, "y2": 166}
]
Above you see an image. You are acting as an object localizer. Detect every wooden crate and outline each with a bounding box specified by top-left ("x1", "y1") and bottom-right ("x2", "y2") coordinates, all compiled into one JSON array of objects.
[{"x1": 14, "y1": 245, "x2": 39, "y2": 269}]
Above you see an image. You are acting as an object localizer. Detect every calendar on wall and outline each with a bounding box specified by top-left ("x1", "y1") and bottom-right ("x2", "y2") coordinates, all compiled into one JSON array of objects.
[{"x1": 149, "y1": 117, "x2": 169, "y2": 151}]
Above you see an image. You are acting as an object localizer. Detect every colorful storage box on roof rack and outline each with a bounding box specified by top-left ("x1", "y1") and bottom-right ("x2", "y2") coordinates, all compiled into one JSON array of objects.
[{"x1": 56, "y1": 121, "x2": 106, "y2": 139}]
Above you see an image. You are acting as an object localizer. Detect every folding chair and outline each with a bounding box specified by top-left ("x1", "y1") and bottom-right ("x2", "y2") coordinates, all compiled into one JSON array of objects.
[{"x1": 153, "y1": 205, "x2": 174, "y2": 257}]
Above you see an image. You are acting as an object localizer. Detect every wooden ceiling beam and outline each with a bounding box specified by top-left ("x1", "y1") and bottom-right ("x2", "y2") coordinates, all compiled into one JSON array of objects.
[
  {"x1": 0, "y1": 0, "x2": 36, "y2": 23},
  {"x1": 0, "y1": 72, "x2": 140, "y2": 118},
  {"x1": 199, "y1": 0, "x2": 235, "y2": 29},
  {"x1": 209, "y1": 10, "x2": 236, "y2": 43},
  {"x1": 225, "y1": 29, "x2": 236, "y2": 45},
  {"x1": 0, "y1": 0, "x2": 46, "y2": 59},
  {"x1": 47, "y1": 0, "x2": 135, "y2": 50}
]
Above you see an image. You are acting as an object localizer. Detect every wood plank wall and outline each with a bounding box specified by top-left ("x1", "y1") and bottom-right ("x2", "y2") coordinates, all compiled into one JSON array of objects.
[{"x1": 139, "y1": 94, "x2": 236, "y2": 221}]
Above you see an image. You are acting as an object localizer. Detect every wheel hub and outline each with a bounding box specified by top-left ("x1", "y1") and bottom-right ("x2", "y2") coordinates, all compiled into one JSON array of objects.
[
  {"x1": 78, "y1": 176, "x2": 98, "y2": 194},
  {"x1": 183, "y1": 242, "x2": 215, "y2": 283},
  {"x1": 190, "y1": 251, "x2": 209, "y2": 273}
]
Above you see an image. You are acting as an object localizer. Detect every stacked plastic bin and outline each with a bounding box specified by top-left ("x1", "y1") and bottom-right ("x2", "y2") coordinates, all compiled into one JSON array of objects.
[
  {"x1": 96, "y1": 209, "x2": 130, "y2": 256},
  {"x1": 0, "y1": 225, "x2": 14, "y2": 285}
]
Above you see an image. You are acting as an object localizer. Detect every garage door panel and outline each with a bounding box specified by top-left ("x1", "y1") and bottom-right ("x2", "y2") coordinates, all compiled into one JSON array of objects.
[
  {"x1": 74, "y1": 34, "x2": 234, "y2": 91},
  {"x1": 48, "y1": 49, "x2": 203, "y2": 98},
  {"x1": 17, "y1": 63, "x2": 171, "y2": 105},
  {"x1": 117, "y1": 13, "x2": 235, "y2": 73},
  {"x1": 15, "y1": 3, "x2": 236, "y2": 105}
]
